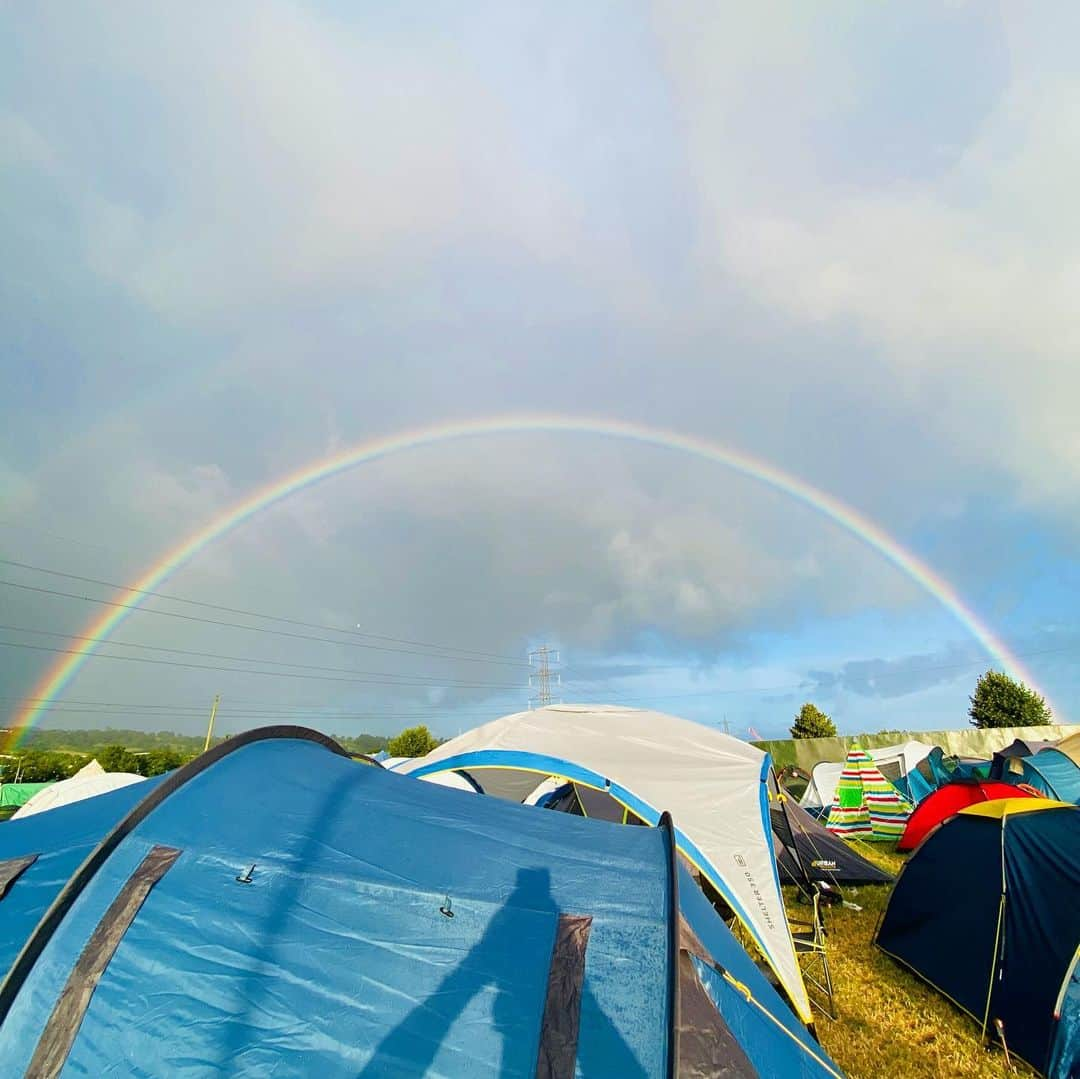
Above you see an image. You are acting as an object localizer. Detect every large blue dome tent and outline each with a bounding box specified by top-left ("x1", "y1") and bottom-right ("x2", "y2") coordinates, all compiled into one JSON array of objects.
[{"x1": 0, "y1": 727, "x2": 840, "y2": 1077}]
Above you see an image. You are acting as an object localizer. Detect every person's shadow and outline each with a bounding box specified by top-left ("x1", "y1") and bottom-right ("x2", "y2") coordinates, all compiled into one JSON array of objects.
[{"x1": 360, "y1": 866, "x2": 648, "y2": 1077}]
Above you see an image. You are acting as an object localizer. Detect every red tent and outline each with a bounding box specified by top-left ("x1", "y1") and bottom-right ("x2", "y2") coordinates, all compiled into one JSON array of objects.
[{"x1": 897, "y1": 780, "x2": 1033, "y2": 851}]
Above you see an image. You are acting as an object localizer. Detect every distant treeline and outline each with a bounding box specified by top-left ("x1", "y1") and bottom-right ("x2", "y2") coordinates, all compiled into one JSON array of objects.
[
  {"x1": 0, "y1": 727, "x2": 392, "y2": 784},
  {"x1": 11, "y1": 727, "x2": 390, "y2": 755}
]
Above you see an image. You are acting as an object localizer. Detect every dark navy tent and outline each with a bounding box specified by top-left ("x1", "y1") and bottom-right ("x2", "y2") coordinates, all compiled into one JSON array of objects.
[
  {"x1": 877, "y1": 799, "x2": 1080, "y2": 1076},
  {"x1": 0, "y1": 728, "x2": 840, "y2": 1078}
]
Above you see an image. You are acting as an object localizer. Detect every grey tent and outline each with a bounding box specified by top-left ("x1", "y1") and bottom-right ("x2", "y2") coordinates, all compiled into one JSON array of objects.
[
  {"x1": 770, "y1": 797, "x2": 893, "y2": 888},
  {"x1": 989, "y1": 738, "x2": 1058, "y2": 780}
]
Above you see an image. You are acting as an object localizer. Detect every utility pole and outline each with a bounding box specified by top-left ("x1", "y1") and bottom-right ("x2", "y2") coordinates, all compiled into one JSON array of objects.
[
  {"x1": 203, "y1": 694, "x2": 220, "y2": 753},
  {"x1": 528, "y1": 646, "x2": 561, "y2": 709}
]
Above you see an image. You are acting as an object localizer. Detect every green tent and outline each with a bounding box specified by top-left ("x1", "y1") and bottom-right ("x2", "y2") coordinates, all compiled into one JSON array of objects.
[{"x1": 0, "y1": 782, "x2": 55, "y2": 809}]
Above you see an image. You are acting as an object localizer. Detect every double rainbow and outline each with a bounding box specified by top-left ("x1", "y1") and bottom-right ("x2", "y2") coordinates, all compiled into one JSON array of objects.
[{"x1": 6, "y1": 414, "x2": 1054, "y2": 748}]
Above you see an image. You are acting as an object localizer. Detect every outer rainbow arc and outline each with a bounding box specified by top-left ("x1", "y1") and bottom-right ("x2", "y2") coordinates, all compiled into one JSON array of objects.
[{"x1": 6, "y1": 414, "x2": 1057, "y2": 748}]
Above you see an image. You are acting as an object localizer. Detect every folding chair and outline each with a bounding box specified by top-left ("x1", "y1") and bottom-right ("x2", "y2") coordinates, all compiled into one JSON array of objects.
[{"x1": 789, "y1": 884, "x2": 836, "y2": 1020}]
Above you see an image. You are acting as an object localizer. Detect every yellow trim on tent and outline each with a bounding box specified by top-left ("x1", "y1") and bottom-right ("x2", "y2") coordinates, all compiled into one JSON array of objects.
[
  {"x1": 715, "y1": 968, "x2": 845, "y2": 1079},
  {"x1": 960, "y1": 797, "x2": 1070, "y2": 819}
]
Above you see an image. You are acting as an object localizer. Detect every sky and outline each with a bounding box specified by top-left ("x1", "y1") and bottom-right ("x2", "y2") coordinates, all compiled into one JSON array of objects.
[{"x1": 2, "y1": 2, "x2": 1078, "y2": 743}]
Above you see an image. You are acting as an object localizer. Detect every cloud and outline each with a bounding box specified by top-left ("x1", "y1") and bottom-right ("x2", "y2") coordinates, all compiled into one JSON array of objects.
[
  {"x1": 808, "y1": 643, "x2": 977, "y2": 700},
  {"x1": 656, "y1": 3, "x2": 1080, "y2": 513},
  {"x1": 3, "y1": 3, "x2": 1079, "y2": 735}
]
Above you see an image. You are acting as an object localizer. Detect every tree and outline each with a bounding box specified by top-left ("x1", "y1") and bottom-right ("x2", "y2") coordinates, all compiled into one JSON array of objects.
[
  {"x1": 96, "y1": 745, "x2": 141, "y2": 774},
  {"x1": 969, "y1": 670, "x2": 1052, "y2": 729},
  {"x1": 386, "y1": 725, "x2": 438, "y2": 758},
  {"x1": 140, "y1": 748, "x2": 191, "y2": 776},
  {"x1": 790, "y1": 703, "x2": 837, "y2": 740},
  {"x1": 2, "y1": 751, "x2": 88, "y2": 783}
]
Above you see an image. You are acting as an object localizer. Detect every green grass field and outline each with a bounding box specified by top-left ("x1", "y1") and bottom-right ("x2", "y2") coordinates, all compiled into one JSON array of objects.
[{"x1": 807, "y1": 843, "x2": 1035, "y2": 1079}]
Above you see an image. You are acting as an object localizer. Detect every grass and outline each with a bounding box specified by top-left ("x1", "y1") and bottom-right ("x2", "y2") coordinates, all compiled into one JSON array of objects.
[{"x1": 802, "y1": 843, "x2": 1036, "y2": 1079}]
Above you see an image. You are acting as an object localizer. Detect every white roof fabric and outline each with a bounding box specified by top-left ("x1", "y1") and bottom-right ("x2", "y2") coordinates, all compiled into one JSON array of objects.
[
  {"x1": 381, "y1": 757, "x2": 478, "y2": 794},
  {"x1": 800, "y1": 740, "x2": 933, "y2": 809},
  {"x1": 396, "y1": 703, "x2": 811, "y2": 1024},
  {"x1": 12, "y1": 760, "x2": 144, "y2": 819}
]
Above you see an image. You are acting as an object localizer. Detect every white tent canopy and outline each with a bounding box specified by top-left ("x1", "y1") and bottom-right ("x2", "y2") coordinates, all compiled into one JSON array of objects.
[
  {"x1": 381, "y1": 757, "x2": 479, "y2": 793},
  {"x1": 799, "y1": 740, "x2": 933, "y2": 810},
  {"x1": 396, "y1": 703, "x2": 812, "y2": 1024},
  {"x1": 12, "y1": 760, "x2": 145, "y2": 820}
]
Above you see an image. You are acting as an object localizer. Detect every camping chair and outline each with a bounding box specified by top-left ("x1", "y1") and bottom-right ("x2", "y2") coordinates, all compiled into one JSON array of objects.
[{"x1": 789, "y1": 883, "x2": 836, "y2": 1020}]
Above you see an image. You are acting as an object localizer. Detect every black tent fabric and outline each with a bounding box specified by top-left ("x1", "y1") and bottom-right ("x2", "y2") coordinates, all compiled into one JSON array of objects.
[{"x1": 771, "y1": 799, "x2": 893, "y2": 887}]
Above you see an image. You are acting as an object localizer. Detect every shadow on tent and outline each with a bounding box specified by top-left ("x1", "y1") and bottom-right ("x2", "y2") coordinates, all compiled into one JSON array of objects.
[{"x1": 361, "y1": 867, "x2": 646, "y2": 1078}]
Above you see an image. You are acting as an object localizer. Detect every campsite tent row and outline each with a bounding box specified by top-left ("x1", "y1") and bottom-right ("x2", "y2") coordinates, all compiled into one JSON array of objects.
[
  {"x1": 799, "y1": 741, "x2": 934, "y2": 812},
  {"x1": 0, "y1": 725, "x2": 842, "y2": 1077},
  {"x1": 799, "y1": 734, "x2": 1080, "y2": 851},
  {"x1": 801, "y1": 734, "x2": 1080, "y2": 818}
]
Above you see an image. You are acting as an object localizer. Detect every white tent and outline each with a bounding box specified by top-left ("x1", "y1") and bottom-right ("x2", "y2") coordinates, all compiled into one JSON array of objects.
[
  {"x1": 11, "y1": 760, "x2": 144, "y2": 820},
  {"x1": 396, "y1": 703, "x2": 812, "y2": 1024},
  {"x1": 799, "y1": 740, "x2": 933, "y2": 810},
  {"x1": 381, "y1": 757, "x2": 478, "y2": 793}
]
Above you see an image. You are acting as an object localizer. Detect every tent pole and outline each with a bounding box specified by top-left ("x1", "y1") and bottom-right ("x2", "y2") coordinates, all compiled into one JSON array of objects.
[
  {"x1": 203, "y1": 694, "x2": 220, "y2": 754},
  {"x1": 659, "y1": 810, "x2": 680, "y2": 1079}
]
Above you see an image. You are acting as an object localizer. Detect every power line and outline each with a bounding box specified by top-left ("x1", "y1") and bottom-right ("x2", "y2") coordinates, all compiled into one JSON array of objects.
[
  {"x1": 0, "y1": 579, "x2": 526, "y2": 667},
  {"x1": 0, "y1": 559, "x2": 528, "y2": 666},
  {"x1": 0, "y1": 693, "x2": 510, "y2": 718},
  {"x1": 0, "y1": 640, "x2": 527, "y2": 690},
  {"x1": 0, "y1": 691, "x2": 518, "y2": 717},
  {"x1": 0, "y1": 623, "x2": 523, "y2": 689},
  {"x1": 1, "y1": 705, "x2": 506, "y2": 723}
]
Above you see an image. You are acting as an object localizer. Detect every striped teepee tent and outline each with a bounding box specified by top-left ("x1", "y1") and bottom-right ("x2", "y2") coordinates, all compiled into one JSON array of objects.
[{"x1": 826, "y1": 746, "x2": 913, "y2": 841}]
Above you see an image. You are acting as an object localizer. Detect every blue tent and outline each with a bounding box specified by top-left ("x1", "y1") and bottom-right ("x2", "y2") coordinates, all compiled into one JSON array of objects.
[
  {"x1": 1011, "y1": 748, "x2": 1080, "y2": 803},
  {"x1": 0, "y1": 727, "x2": 839, "y2": 1077},
  {"x1": 1050, "y1": 949, "x2": 1080, "y2": 1079},
  {"x1": 877, "y1": 799, "x2": 1080, "y2": 1077},
  {"x1": 989, "y1": 738, "x2": 1058, "y2": 781},
  {"x1": 892, "y1": 747, "x2": 990, "y2": 806}
]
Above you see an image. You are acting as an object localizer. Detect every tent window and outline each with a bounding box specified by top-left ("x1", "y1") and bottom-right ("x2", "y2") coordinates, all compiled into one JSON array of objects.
[
  {"x1": 0, "y1": 854, "x2": 38, "y2": 901},
  {"x1": 877, "y1": 760, "x2": 903, "y2": 783},
  {"x1": 535, "y1": 913, "x2": 592, "y2": 1079},
  {"x1": 27, "y1": 844, "x2": 181, "y2": 1078}
]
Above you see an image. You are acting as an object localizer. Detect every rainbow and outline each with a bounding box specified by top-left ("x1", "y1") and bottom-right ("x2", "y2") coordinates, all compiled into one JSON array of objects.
[{"x1": 5, "y1": 414, "x2": 1057, "y2": 748}]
